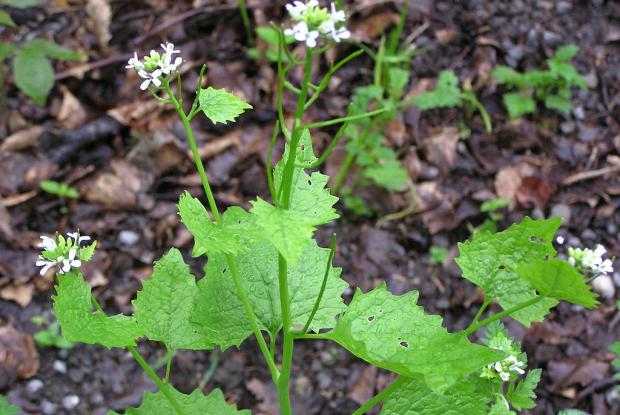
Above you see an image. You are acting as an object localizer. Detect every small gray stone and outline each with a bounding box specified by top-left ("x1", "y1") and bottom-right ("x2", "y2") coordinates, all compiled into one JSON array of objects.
[
  {"x1": 41, "y1": 400, "x2": 57, "y2": 415},
  {"x1": 573, "y1": 106, "x2": 585, "y2": 120},
  {"x1": 550, "y1": 204, "x2": 571, "y2": 224},
  {"x1": 543, "y1": 31, "x2": 562, "y2": 44},
  {"x1": 118, "y1": 230, "x2": 140, "y2": 246},
  {"x1": 91, "y1": 392, "x2": 105, "y2": 405},
  {"x1": 607, "y1": 223, "x2": 618, "y2": 235},
  {"x1": 560, "y1": 121, "x2": 576, "y2": 134},
  {"x1": 532, "y1": 208, "x2": 545, "y2": 220},
  {"x1": 26, "y1": 379, "x2": 43, "y2": 394},
  {"x1": 53, "y1": 360, "x2": 67, "y2": 374},
  {"x1": 592, "y1": 275, "x2": 616, "y2": 299},
  {"x1": 62, "y1": 395, "x2": 80, "y2": 410},
  {"x1": 556, "y1": 1, "x2": 572, "y2": 13},
  {"x1": 580, "y1": 229, "x2": 597, "y2": 241}
]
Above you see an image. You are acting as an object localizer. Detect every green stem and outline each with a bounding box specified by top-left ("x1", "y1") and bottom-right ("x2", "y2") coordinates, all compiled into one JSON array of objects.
[
  {"x1": 463, "y1": 296, "x2": 544, "y2": 336},
  {"x1": 305, "y1": 121, "x2": 349, "y2": 169},
  {"x1": 332, "y1": 152, "x2": 355, "y2": 195},
  {"x1": 276, "y1": 254, "x2": 294, "y2": 415},
  {"x1": 470, "y1": 299, "x2": 491, "y2": 327},
  {"x1": 227, "y1": 254, "x2": 280, "y2": 382},
  {"x1": 165, "y1": 346, "x2": 173, "y2": 383},
  {"x1": 302, "y1": 108, "x2": 386, "y2": 130},
  {"x1": 199, "y1": 349, "x2": 220, "y2": 389},
  {"x1": 164, "y1": 79, "x2": 279, "y2": 386},
  {"x1": 266, "y1": 121, "x2": 280, "y2": 202},
  {"x1": 304, "y1": 49, "x2": 364, "y2": 110},
  {"x1": 128, "y1": 347, "x2": 186, "y2": 415},
  {"x1": 301, "y1": 234, "x2": 337, "y2": 333},
  {"x1": 238, "y1": 0, "x2": 253, "y2": 45},
  {"x1": 292, "y1": 332, "x2": 330, "y2": 340},
  {"x1": 351, "y1": 377, "x2": 404, "y2": 415}
]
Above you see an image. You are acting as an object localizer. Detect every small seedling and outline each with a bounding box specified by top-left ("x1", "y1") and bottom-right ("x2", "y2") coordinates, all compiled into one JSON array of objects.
[
  {"x1": 40, "y1": 180, "x2": 80, "y2": 199},
  {"x1": 492, "y1": 44, "x2": 587, "y2": 118},
  {"x1": 411, "y1": 70, "x2": 492, "y2": 133},
  {"x1": 32, "y1": 315, "x2": 74, "y2": 349},
  {"x1": 472, "y1": 197, "x2": 510, "y2": 234},
  {"x1": 429, "y1": 246, "x2": 449, "y2": 265}
]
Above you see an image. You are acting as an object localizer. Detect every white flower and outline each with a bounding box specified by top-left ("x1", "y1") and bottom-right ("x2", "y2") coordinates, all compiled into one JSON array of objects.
[
  {"x1": 125, "y1": 52, "x2": 144, "y2": 70},
  {"x1": 592, "y1": 259, "x2": 613, "y2": 276},
  {"x1": 67, "y1": 232, "x2": 91, "y2": 245},
  {"x1": 38, "y1": 235, "x2": 57, "y2": 251},
  {"x1": 160, "y1": 42, "x2": 180, "y2": 56},
  {"x1": 506, "y1": 356, "x2": 525, "y2": 374},
  {"x1": 330, "y1": 26, "x2": 350, "y2": 42},
  {"x1": 59, "y1": 249, "x2": 81, "y2": 275},
  {"x1": 36, "y1": 256, "x2": 57, "y2": 276},
  {"x1": 499, "y1": 371, "x2": 510, "y2": 382},
  {"x1": 556, "y1": 236, "x2": 565, "y2": 245},
  {"x1": 286, "y1": 0, "x2": 317, "y2": 20},
  {"x1": 138, "y1": 69, "x2": 163, "y2": 90},
  {"x1": 285, "y1": 21, "x2": 320, "y2": 47},
  {"x1": 159, "y1": 54, "x2": 183, "y2": 75}
]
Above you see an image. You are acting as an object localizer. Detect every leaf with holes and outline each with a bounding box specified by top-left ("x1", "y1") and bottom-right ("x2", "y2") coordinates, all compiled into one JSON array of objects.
[
  {"x1": 107, "y1": 385, "x2": 250, "y2": 415},
  {"x1": 133, "y1": 249, "x2": 211, "y2": 350},
  {"x1": 327, "y1": 284, "x2": 504, "y2": 390},
  {"x1": 273, "y1": 130, "x2": 339, "y2": 226},
  {"x1": 198, "y1": 87, "x2": 252, "y2": 125},
  {"x1": 456, "y1": 217, "x2": 561, "y2": 326},
  {"x1": 516, "y1": 259, "x2": 598, "y2": 308},
  {"x1": 191, "y1": 234, "x2": 347, "y2": 350},
  {"x1": 53, "y1": 272, "x2": 142, "y2": 348}
]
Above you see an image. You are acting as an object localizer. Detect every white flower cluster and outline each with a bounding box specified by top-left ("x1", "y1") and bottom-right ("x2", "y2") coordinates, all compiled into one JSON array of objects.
[
  {"x1": 568, "y1": 244, "x2": 614, "y2": 276},
  {"x1": 487, "y1": 354, "x2": 526, "y2": 382},
  {"x1": 126, "y1": 43, "x2": 182, "y2": 90},
  {"x1": 284, "y1": 1, "x2": 350, "y2": 47},
  {"x1": 36, "y1": 232, "x2": 92, "y2": 276}
]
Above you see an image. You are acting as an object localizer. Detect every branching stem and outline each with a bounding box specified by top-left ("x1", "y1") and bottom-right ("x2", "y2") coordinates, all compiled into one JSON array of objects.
[
  {"x1": 351, "y1": 377, "x2": 405, "y2": 415},
  {"x1": 463, "y1": 296, "x2": 544, "y2": 336}
]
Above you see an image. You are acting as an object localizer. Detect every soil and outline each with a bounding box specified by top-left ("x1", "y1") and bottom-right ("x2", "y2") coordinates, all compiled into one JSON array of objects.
[{"x1": 0, "y1": 0, "x2": 619, "y2": 414}]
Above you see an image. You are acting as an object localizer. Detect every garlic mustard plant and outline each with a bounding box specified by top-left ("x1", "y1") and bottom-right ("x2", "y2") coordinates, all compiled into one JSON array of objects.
[{"x1": 43, "y1": 2, "x2": 604, "y2": 414}]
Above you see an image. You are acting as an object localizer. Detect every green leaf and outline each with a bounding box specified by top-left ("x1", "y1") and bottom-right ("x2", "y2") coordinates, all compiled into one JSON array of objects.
[
  {"x1": 381, "y1": 378, "x2": 491, "y2": 415},
  {"x1": 53, "y1": 272, "x2": 142, "y2": 348},
  {"x1": 411, "y1": 70, "x2": 462, "y2": 109},
  {"x1": 506, "y1": 368, "x2": 541, "y2": 410},
  {"x1": 610, "y1": 341, "x2": 620, "y2": 370},
  {"x1": 523, "y1": 70, "x2": 555, "y2": 88},
  {"x1": 552, "y1": 44, "x2": 579, "y2": 63},
  {"x1": 489, "y1": 399, "x2": 516, "y2": 415},
  {"x1": 0, "y1": 395, "x2": 20, "y2": 415},
  {"x1": 23, "y1": 39, "x2": 83, "y2": 60},
  {"x1": 503, "y1": 92, "x2": 536, "y2": 119},
  {"x1": 547, "y1": 60, "x2": 587, "y2": 89},
  {"x1": 250, "y1": 198, "x2": 315, "y2": 265},
  {"x1": 198, "y1": 87, "x2": 252, "y2": 125},
  {"x1": 78, "y1": 241, "x2": 97, "y2": 261},
  {"x1": 133, "y1": 249, "x2": 211, "y2": 350},
  {"x1": 492, "y1": 66, "x2": 525, "y2": 87},
  {"x1": 0, "y1": 10, "x2": 15, "y2": 27},
  {"x1": 0, "y1": 0, "x2": 43, "y2": 7},
  {"x1": 327, "y1": 284, "x2": 504, "y2": 389},
  {"x1": 192, "y1": 237, "x2": 347, "y2": 349},
  {"x1": 273, "y1": 130, "x2": 339, "y2": 226},
  {"x1": 480, "y1": 198, "x2": 510, "y2": 213},
  {"x1": 40, "y1": 180, "x2": 80, "y2": 199},
  {"x1": 0, "y1": 42, "x2": 15, "y2": 61},
  {"x1": 517, "y1": 259, "x2": 598, "y2": 308},
  {"x1": 13, "y1": 47, "x2": 53, "y2": 105},
  {"x1": 107, "y1": 385, "x2": 250, "y2": 415},
  {"x1": 361, "y1": 145, "x2": 409, "y2": 191},
  {"x1": 456, "y1": 217, "x2": 561, "y2": 326},
  {"x1": 178, "y1": 192, "x2": 251, "y2": 256},
  {"x1": 387, "y1": 67, "x2": 409, "y2": 100}
]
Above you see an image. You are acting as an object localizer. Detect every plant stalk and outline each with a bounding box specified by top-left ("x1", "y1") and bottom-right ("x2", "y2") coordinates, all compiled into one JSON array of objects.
[
  {"x1": 351, "y1": 377, "x2": 404, "y2": 415},
  {"x1": 463, "y1": 296, "x2": 544, "y2": 336},
  {"x1": 128, "y1": 347, "x2": 186, "y2": 415}
]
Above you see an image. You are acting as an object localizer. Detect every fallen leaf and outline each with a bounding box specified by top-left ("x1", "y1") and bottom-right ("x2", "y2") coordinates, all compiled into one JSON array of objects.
[
  {"x1": 516, "y1": 176, "x2": 551, "y2": 210},
  {"x1": 86, "y1": 0, "x2": 112, "y2": 47},
  {"x1": 494, "y1": 163, "x2": 536, "y2": 204},
  {"x1": 0, "y1": 126, "x2": 44, "y2": 152},
  {"x1": 0, "y1": 196, "x2": 12, "y2": 241},
  {"x1": 348, "y1": 365, "x2": 377, "y2": 405},
  {"x1": 422, "y1": 127, "x2": 459, "y2": 175},
  {"x1": 0, "y1": 323, "x2": 39, "y2": 388},
  {"x1": 0, "y1": 283, "x2": 33, "y2": 308},
  {"x1": 57, "y1": 86, "x2": 87, "y2": 130}
]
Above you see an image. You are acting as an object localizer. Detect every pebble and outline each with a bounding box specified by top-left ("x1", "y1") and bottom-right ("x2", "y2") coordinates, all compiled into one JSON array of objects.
[
  {"x1": 580, "y1": 229, "x2": 597, "y2": 241},
  {"x1": 53, "y1": 360, "x2": 67, "y2": 374},
  {"x1": 532, "y1": 208, "x2": 545, "y2": 220},
  {"x1": 560, "y1": 121, "x2": 576, "y2": 135},
  {"x1": 419, "y1": 165, "x2": 439, "y2": 180},
  {"x1": 41, "y1": 400, "x2": 57, "y2": 415},
  {"x1": 542, "y1": 30, "x2": 562, "y2": 44},
  {"x1": 550, "y1": 204, "x2": 571, "y2": 224},
  {"x1": 118, "y1": 230, "x2": 140, "y2": 246},
  {"x1": 91, "y1": 392, "x2": 104, "y2": 405},
  {"x1": 606, "y1": 223, "x2": 617, "y2": 235},
  {"x1": 592, "y1": 275, "x2": 616, "y2": 299},
  {"x1": 62, "y1": 395, "x2": 80, "y2": 410},
  {"x1": 26, "y1": 379, "x2": 43, "y2": 394},
  {"x1": 573, "y1": 106, "x2": 585, "y2": 120},
  {"x1": 556, "y1": 1, "x2": 572, "y2": 13}
]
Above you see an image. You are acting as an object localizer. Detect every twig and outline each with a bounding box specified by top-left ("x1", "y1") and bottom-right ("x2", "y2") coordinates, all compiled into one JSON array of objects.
[{"x1": 561, "y1": 164, "x2": 620, "y2": 186}]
